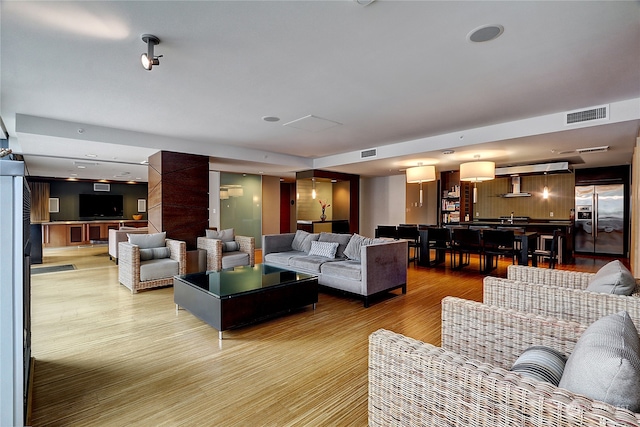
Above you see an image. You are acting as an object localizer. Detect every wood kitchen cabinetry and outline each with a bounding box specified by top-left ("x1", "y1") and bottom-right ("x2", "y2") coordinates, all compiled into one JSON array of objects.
[{"x1": 41, "y1": 220, "x2": 147, "y2": 247}]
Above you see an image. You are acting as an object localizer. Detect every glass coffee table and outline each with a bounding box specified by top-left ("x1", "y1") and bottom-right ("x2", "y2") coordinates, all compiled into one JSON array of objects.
[{"x1": 174, "y1": 264, "x2": 318, "y2": 339}]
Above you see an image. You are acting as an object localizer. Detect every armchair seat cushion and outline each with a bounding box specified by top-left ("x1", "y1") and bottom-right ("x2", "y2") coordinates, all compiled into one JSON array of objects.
[
  {"x1": 139, "y1": 258, "x2": 180, "y2": 282},
  {"x1": 221, "y1": 251, "x2": 250, "y2": 269}
]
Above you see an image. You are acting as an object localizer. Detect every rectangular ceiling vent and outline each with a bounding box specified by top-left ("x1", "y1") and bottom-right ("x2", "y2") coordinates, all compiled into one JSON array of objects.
[
  {"x1": 94, "y1": 183, "x2": 110, "y2": 192},
  {"x1": 360, "y1": 148, "x2": 377, "y2": 159},
  {"x1": 576, "y1": 145, "x2": 609, "y2": 154},
  {"x1": 565, "y1": 104, "x2": 609, "y2": 125}
]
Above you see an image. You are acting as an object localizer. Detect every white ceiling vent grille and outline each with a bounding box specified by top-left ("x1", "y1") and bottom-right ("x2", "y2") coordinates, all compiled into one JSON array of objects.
[
  {"x1": 360, "y1": 148, "x2": 377, "y2": 159},
  {"x1": 94, "y1": 183, "x2": 110, "y2": 192},
  {"x1": 565, "y1": 105, "x2": 609, "y2": 125},
  {"x1": 576, "y1": 145, "x2": 609, "y2": 154}
]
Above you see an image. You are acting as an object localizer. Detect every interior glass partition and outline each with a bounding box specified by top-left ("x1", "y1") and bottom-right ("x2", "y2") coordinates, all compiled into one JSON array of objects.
[{"x1": 220, "y1": 172, "x2": 262, "y2": 249}]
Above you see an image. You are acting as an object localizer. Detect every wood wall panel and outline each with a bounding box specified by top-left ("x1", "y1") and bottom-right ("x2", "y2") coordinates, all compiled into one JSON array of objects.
[
  {"x1": 147, "y1": 151, "x2": 208, "y2": 249},
  {"x1": 29, "y1": 181, "x2": 50, "y2": 223}
]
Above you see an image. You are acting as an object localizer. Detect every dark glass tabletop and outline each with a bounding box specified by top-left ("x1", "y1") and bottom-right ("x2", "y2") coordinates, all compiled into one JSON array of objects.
[{"x1": 175, "y1": 264, "x2": 316, "y2": 298}]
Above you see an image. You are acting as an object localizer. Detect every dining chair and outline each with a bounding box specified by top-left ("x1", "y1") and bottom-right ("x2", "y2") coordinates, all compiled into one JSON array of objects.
[
  {"x1": 481, "y1": 229, "x2": 517, "y2": 274},
  {"x1": 532, "y1": 228, "x2": 561, "y2": 269},
  {"x1": 375, "y1": 225, "x2": 398, "y2": 239},
  {"x1": 397, "y1": 225, "x2": 420, "y2": 265},
  {"x1": 425, "y1": 227, "x2": 451, "y2": 267},
  {"x1": 450, "y1": 228, "x2": 482, "y2": 270}
]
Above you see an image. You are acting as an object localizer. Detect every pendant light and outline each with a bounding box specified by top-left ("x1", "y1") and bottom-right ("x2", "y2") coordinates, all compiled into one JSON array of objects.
[
  {"x1": 460, "y1": 155, "x2": 495, "y2": 204},
  {"x1": 543, "y1": 172, "x2": 549, "y2": 199},
  {"x1": 406, "y1": 164, "x2": 436, "y2": 207}
]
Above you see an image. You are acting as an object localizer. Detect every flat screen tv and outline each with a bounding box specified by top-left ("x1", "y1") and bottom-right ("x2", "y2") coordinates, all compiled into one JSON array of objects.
[{"x1": 79, "y1": 194, "x2": 124, "y2": 218}]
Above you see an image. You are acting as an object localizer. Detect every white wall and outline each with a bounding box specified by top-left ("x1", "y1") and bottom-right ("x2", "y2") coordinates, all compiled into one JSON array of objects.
[{"x1": 360, "y1": 175, "x2": 406, "y2": 238}]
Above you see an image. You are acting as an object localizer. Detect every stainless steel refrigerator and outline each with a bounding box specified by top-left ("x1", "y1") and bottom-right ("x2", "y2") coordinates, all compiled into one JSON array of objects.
[{"x1": 575, "y1": 184, "x2": 625, "y2": 255}]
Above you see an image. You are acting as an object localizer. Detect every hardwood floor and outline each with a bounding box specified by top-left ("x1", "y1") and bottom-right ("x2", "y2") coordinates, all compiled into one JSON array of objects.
[{"x1": 29, "y1": 245, "x2": 609, "y2": 426}]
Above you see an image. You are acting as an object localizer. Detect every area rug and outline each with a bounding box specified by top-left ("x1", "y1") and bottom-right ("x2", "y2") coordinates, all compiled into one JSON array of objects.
[{"x1": 31, "y1": 264, "x2": 76, "y2": 275}]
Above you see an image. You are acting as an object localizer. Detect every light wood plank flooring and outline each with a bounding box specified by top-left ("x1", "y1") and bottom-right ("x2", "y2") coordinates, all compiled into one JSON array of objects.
[{"x1": 29, "y1": 245, "x2": 608, "y2": 426}]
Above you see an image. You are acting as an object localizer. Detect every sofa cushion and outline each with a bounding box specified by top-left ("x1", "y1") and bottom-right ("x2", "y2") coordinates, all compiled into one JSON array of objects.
[
  {"x1": 321, "y1": 260, "x2": 362, "y2": 281},
  {"x1": 205, "y1": 228, "x2": 234, "y2": 242},
  {"x1": 139, "y1": 247, "x2": 171, "y2": 261},
  {"x1": 344, "y1": 233, "x2": 380, "y2": 261},
  {"x1": 139, "y1": 258, "x2": 179, "y2": 281},
  {"x1": 308, "y1": 241, "x2": 339, "y2": 258},
  {"x1": 318, "y1": 232, "x2": 352, "y2": 258},
  {"x1": 264, "y1": 250, "x2": 306, "y2": 266},
  {"x1": 222, "y1": 241, "x2": 240, "y2": 252},
  {"x1": 289, "y1": 255, "x2": 333, "y2": 273},
  {"x1": 221, "y1": 251, "x2": 250, "y2": 269},
  {"x1": 510, "y1": 346, "x2": 567, "y2": 386},
  {"x1": 586, "y1": 260, "x2": 636, "y2": 295},
  {"x1": 129, "y1": 232, "x2": 166, "y2": 249},
  {"x1": 559, "y1": 311, "x2": 640, "y2": 412}
]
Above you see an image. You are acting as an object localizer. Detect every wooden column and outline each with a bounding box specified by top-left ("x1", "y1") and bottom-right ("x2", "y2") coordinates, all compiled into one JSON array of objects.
[{"x1": 148, "y1": 151, "x2": 209, "y2": 250}]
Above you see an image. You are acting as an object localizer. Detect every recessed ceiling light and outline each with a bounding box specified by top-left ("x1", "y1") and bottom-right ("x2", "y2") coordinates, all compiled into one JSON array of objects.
[
  {"x1": 467, "y1": 25, "x2": 504, "y2": 43},
  {"x1": 77, "y1": 165, "x2": 86, "y2": 169},
  {"x1": 85, "y1": 153, "x2": 97, "y2": 158},
  {"x1": 262, "y1": 116, "x2": 280, "y2": 122}
]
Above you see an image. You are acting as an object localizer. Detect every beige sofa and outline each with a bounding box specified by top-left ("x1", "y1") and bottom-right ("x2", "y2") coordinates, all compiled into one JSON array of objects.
[{"x1": 108, "y1": 226, "x2": 148, "y2": 264}]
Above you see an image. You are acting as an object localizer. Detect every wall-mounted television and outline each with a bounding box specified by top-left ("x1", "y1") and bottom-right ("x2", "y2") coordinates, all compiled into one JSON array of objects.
[{"x1": 78, "y1": 194, "x2": 124, "y2": 218}]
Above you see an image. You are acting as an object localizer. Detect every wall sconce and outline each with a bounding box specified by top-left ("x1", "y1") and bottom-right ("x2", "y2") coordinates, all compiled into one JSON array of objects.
[
  {"x1": 460, "y1": 156, "x2": 495, "y2": 203},
  {"x1": 141, "y1": 34, "x2": 162, "y2": 71},
  {"x1": 543, "y1": 172, "x2": 549, "y2": 199},
  {"x1": 406, "y1": 164, "x2": 436, "y2": 207}
]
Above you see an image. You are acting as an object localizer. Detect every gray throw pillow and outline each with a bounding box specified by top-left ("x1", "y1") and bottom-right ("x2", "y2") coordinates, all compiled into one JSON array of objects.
[
  {"x1": 558, "y1": 311, "x2": 640, "y2": 412},
  {"x1": 129, "y1": 232, "x2": 166, "y2": 249},
  {"x1": 586, "y1": 260, "x2": 636, "y2": 295},
  {"x1": 318, "y1": 232, "x2": 352, "y2": 258},
  {"x1": 222, "y1": 241, "x2": 240, "y2": 252},
  {"x1": 291, "y1": 230, "x2": 310, "y2": 252},
  {"x1": 205, "y1": 228, "x2": 234, "y2": 242},
  {"x1": 139, "y1": 247, "x2": 171, "y2": 261},
  {"x1": 301, "y1": 233, "x2": 320, "y2": 253},
  {"x1": 344, "y1": 233, "x2": 377, "y2": 261},
  {"x1": 511, "y1": 346, "x2": 567, "y2": 386}
]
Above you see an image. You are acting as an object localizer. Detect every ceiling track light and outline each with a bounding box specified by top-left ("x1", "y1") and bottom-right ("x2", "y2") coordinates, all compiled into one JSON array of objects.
[{"x1": 141, "y1": 34, "x2": 162, "y2": 71}]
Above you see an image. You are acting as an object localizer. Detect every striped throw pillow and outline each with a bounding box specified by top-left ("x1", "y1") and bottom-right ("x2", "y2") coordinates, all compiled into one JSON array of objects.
[{"x1": 511, "y1": 346, "x2": 567, "y2": 386}]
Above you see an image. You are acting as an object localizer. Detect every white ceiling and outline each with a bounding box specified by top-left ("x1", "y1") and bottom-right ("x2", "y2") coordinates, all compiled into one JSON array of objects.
[{"x1": 2, "y1": 1, "x2": 639, "y2": 182}]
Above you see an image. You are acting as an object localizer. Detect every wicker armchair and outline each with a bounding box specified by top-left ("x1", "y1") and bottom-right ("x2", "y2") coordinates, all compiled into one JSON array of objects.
[
  {"x1": 369, "y1": 297, "x2": 640, "y2": 426},
  {"x1": 118, "y1": 239, "x2": 186, "y2": 293},
  {"x1": 196, "y1": 235, "x2": 255, "y2": 272},
  {"x1": 484, "y1": 264, "x2": 640, "y2": 326}
]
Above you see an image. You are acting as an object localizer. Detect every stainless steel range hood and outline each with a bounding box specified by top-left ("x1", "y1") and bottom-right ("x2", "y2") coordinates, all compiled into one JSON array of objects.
[
  {"x1": 495, "y1": 161, "x2": 570, "y2": 176},
  {"x1": 501, "y1": 176, "x2": 531, "y2": 197}
]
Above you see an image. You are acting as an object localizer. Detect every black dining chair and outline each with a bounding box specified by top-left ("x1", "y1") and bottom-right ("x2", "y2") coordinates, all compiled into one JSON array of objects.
[
  {"x1": 482, "y1": 229, "x2": 517, "y2": 274},
  {"x1": 397, "y1": 225, "x2": 420, "y2": 265},
  {"x1": 532, "y1": 228, "x2": 561, "y2": 269},
  {"x1": 425, "y1": 227, "x2": 451, "y2": 267},
  {"x1": 375, "y1": 225, "x2": 398, "y2": 239},
  {"x1": 450, "y1": 228, "x2": 482, "y2": 270}
]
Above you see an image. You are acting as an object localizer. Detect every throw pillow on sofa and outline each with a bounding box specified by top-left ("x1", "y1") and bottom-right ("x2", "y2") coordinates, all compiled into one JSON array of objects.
[
  {"x1": 318, "y1": 232, "x2": 352, "y2": 258},
  {"x1": 129, "y1": 232, "x2": 166, "y2": 249},
  {"x1": 344, "y1": 233, "x2": 379, "y2": 261},
  {"x1": 205, "y1": 228, "x2": 234, "y2": 242},
  {"x1": 308, "y1": 241, "x2": 339, "y2": 258},
  {"x1": 222, "y1": 241, "x2": 240, "y2": 252},
  {"x1": 558, "y1": 310, "x2": 640, "y2": 412},
  {"x1": 291, "y1": 230, "x2": 319, "y2": 253},
  {"x1": 586, "y1": 260, "x2": 636, "y2": 295}
]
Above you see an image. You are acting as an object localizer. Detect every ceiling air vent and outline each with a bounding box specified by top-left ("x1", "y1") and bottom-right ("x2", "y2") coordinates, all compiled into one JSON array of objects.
[
  {"x1": 565, "y1": 104, "x2": 609, "y2": 125},
  {"x1": 576, "y1": 145, "x2": 609, "y2": 154},
  {"x1": 360, "y1": 148, "x2": 377, "y2": 159},
  {"x1": 94, "y1": 183, "x2": 110, "y2": 192}
]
